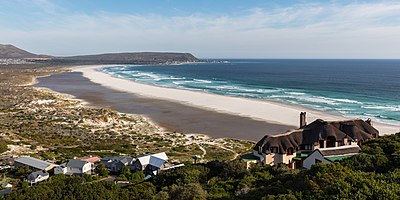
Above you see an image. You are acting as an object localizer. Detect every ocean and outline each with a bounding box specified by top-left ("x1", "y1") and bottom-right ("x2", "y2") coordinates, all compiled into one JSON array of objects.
[{"x1": 100, "y1": 59, "x2": 400, "y2": 126}]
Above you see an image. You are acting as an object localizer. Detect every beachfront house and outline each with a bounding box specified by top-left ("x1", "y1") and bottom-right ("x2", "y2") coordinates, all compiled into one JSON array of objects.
[
  {"x1": 251, "y1": 112, "x2": 379, "y2": 169},
  {"x1": 302, "y1": 145, "x2": 361, "y2": 169},
  {"x1": 133, "y1": 152, "x2": 168, "y2": 175},
  {"x1": 54, "y1": 159, "x2": 92, "y2": 175},
  {"x1": 27, "y1": 170, "x2": 49, "y2": 185},
  {"x1": 101, "y1": 156, "x2": 134, "y2": 173},
  {"x1": 13, "y1": 156, "x2": 56, "y2": 171}
]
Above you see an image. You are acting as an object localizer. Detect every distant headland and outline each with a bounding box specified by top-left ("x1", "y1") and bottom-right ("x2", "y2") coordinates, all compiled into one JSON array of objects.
[{"x1": 0, "y1": 44, "x2": 200, "y2": 65}]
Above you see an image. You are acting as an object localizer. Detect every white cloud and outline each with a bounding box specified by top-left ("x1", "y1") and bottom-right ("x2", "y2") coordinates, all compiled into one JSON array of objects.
[{"x1": 1, "y1": 1, "x2": 400, "y2": 58}]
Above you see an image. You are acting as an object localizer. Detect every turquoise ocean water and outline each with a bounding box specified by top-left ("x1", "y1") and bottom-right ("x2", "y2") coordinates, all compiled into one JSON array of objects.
[{"x1": 100, "y1": 59, "x2": 400, "y2": 126}]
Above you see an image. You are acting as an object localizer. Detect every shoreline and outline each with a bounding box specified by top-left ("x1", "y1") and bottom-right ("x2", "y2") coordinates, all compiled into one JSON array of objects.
[
  {"x1": 34, "y1": 70, "x2": 294, "y2": 141},
  {"x1": 72, "y1": 65, "x2": 399, "y2": 135}
]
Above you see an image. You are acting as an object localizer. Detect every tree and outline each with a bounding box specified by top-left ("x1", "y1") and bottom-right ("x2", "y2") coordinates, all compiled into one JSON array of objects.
[
  {"x1": 95, "y1": 164, "x2": 109, "y2": 177},
  {"x1": 169, "y1": 183, "x2": 207, "y2": 200},
  {"x1": 130, "y1": 171, "x2": 145, "y2": 184},
  {"x1": 21, "y1": 181, "x2": 29, "y2": 189},
  {"x1": 15, "y1": 165, "x2": 32, "y2": 177}
]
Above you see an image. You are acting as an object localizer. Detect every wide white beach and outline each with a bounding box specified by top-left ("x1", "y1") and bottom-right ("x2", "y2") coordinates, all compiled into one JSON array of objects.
[{"x1": 73, "y1": 65, "x2": 399, "y2": 135}]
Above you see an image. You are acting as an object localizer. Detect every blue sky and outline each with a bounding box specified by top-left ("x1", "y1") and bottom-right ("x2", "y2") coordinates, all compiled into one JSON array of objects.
[{"x1": 0, "y1": 0, "x2": 399, "y2": 58}]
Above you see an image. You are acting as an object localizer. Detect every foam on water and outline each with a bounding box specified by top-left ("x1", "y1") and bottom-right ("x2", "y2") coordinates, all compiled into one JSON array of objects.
[{"x1": 100, "y1": 60, "x2": 400, "y2": 126}]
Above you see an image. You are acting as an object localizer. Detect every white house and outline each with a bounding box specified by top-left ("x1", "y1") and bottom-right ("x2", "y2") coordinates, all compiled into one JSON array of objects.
[
  {"x1": 1, "y1": 182, "x2": 12, "y2": 189},
  {"x1": 54, "y1": 159, "x2": 92, "y2": 175},
  {"x1": 27, "y1": 170, "x2": 49, "y2": 185},
  {"x1": 302, "y1": 145, "x2": 361, "y2": 169},
  {"x1": 133, "y1": 152, "x2": 168, "y2": 175},
  {"x1": 54, "y1": 163, "x2": 67, "y2": 175}
]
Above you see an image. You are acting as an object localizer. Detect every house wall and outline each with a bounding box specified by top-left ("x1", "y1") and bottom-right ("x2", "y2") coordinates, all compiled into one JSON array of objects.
[
  {"x1": 303, "y1": 151, "x2": 330, "y2": 169},
  {"x1": 67, "y1": 163, "x2": 91, "y2": 174},
  {"x1": 54, "y1": 167, "x2": 67, "y2": 175},
  {"x1": 82, "y1": 163, "x2": 91, "y2": 174},
  {"x1": 261, "y1": 152, "x2": 297, "y2": 165},
  {"x1": 282, "y1": 152, "x2": 296, "y2": 164},
  {"x1": 133, "y1": 160, "x2": 143, "y2": 171},
  {"x1": 37, "y1": 174, "x2": 49, "y2": 182},
  {"x1": 252, "y1": 150, "x2": 264, "y2": 162},
  {"x1": 13, "y1": 161, "x2": 25, "y2": 168},
  {"x1": 30, "y1": 174, "x2": 49, "y2": 184},
  {"x1": 263, "y1": 153, "x2": 275, "y2": 165}
]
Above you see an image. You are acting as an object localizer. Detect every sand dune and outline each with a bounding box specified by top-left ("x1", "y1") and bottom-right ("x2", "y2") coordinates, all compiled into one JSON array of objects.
[{"x1": 73, "y1": 65, "x2": 399, "y2": 135}]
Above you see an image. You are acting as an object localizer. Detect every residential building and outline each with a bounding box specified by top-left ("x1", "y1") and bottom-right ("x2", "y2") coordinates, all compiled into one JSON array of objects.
[
  {"x1": 302, "y1": 145, "x2": 361, "y2": 169},
  {"x1": 13, "y1": 156, "x2": 56, "y2": 171},
  {"x1": 133, "y1": 152, "x2": 168, "y2": 175},
  {"x1": 75, "y1": 155, "x2": 101, "y2": 164},
  {"x1": 1, "y1": 182, "x2": 12, "y2": 189},
  {"x1": 252, "y1": 112, "x2": 378, "y2": 169},
  {"x1": 27, "y1": 170, "x2": 49, "y2": 185},
  {"x1": 101, "y1": 156, "x2": 134, "y2": 173},
  {"x1": 54, "y1": 159, "x2": 92, "y2": 175}
]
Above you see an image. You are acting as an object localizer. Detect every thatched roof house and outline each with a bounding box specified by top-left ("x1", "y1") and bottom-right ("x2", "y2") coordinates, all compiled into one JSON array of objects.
[{"x1": 254, "y1": 119, "x2": 378, "y2": 155}]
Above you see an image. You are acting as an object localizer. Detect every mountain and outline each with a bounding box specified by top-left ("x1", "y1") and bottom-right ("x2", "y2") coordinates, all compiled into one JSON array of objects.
[
  {"x1": 56, "y1": 52, "x2": 200, "y2": 64},
  {"x1": 0, "y1": 44, "x2": 200, "y2": 64},
  {"x1": 0, "y1": 44, "x2": 50, "y2": 59}
]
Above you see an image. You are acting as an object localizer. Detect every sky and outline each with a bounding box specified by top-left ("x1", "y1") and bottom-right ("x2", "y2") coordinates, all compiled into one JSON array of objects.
[{"x1": 0, "y1": 0, "x2": 399, "y2": 58}]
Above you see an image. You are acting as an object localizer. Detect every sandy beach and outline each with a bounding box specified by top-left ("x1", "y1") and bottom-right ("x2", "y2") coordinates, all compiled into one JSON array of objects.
[{"x1": 71, "y1": 65, "x2": 399, "y2": 135}]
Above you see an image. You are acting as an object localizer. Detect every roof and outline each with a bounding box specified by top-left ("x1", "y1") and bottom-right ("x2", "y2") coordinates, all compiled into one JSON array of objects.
[
  {"x1": 240, "y1": 153, "x2": 261, "y2": 162},
  {"x1": 1, "y1": 182, "x2": 12, "y2": 188},
  {"x1": 76, "y1": 155, "x2": 101, "y2": 163},
  {"x1": 137, "y1": 152, "x2": 168, "y2": 168},
  {"x1": 319, "y1": 145, "x2": 361, "y2": 157},
  {"x1": 102, "y1": 156, "x2": 134, "y2": 164},
  {"x1": 118, "y1": 156, "x2": 134, "y2": 165},
  {"x1": 14, "y1": 156, "x2": 55, "y2": 171},
  {"x1": 325, "y1": 154, "x2": 355, "y2": 162},
  {"x1": 149, "y1": 156, "x2": 166, "y2": 168},
  {"x1": 0, "y1": 188, "x2": 12, "y2": 196},
  {"x1": 153, "y1": 152, "x2": 168, "y2": 160},
  {"x1": 254, "y1": 119, "x2": 378, "y2": 154},
  {"x1": 27, "y1": 170, "x2": 49, "y2": 180},
  {"x1": 67, "y1": 159, "x2": 89, "y2": 168}
]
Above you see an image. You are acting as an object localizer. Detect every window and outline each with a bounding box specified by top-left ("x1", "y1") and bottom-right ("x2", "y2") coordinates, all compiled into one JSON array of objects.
[
  {"x1": 319, "y1": 140, "x2": 325, "y2": 148},
  {"x1": 287, "y1": 147, "x2": 294, "y2": 155},
  {"x1": 326, "y1": 136, "x2": 336, "y2": 148},
  {"x1": 270, "y1": 147, "x2": 278, "y2": 153}
]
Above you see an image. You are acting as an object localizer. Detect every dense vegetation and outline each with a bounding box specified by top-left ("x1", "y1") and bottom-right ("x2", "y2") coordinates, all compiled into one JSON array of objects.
[{"x1": 3, "y1": 133, "x2": 400, "y2": 199}]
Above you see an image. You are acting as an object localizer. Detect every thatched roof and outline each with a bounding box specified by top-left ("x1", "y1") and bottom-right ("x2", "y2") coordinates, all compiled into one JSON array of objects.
[{"x1": 254, "y1": 119, "x2": 378, "y2": 154}]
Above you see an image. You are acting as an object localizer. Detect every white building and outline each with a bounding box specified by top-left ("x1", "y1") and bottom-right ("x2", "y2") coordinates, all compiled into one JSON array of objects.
[
  {"x1": 27, "y1": 170, "x2": 49, "y2": 185},
  {"x1": 302, "y1": 145, "x2": 361, "y2": 169},
  {"x1": 54, "y1": 159, "x2": 92, "y2": 175},
  {"x1": 133, "y1": 152, "x2": 168, "y2": 175}
]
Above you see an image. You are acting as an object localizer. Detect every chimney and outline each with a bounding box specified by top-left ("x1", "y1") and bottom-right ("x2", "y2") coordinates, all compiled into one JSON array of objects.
[
  {"x1": 300, "y1": 112, "x2": 307, "y2": 128},
  {"x1": 366, "y1": 118, "x2": 372, "y2": 126}
]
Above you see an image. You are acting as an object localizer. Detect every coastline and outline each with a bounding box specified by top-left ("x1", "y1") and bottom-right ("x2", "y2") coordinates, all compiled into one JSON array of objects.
[
  {"x1": 34, "y1": 70, "x2": 294, "y2": 141},
  {"x1": 72, "y1": 65, "x2": 399, "y2": 135}
]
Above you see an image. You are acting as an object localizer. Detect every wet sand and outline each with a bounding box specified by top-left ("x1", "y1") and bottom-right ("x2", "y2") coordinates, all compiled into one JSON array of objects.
[{"x1": 35, "y1": 72, "x2": 295, "y2": 141}]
